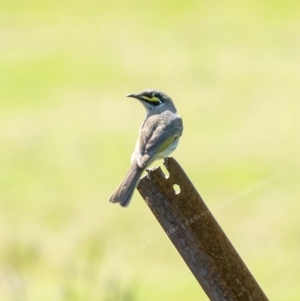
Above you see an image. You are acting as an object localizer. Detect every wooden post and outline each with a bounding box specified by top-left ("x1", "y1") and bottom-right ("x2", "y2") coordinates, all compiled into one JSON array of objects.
[{"x1": 137, "y1": 157, "x2": 269, "y2": 301}]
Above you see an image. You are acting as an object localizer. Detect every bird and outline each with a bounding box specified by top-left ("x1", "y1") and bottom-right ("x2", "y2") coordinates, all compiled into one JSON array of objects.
[{"x1": 109, "y1": 89, "x2": 183, "y2": 207}]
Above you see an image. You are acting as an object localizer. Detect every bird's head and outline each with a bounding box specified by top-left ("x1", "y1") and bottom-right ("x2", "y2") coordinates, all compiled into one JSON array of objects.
[{"x1": 126, "y1": 89, "x2": 176, "y2": 112}]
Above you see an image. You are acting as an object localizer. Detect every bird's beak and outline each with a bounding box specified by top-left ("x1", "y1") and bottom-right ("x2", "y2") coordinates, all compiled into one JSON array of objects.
[{"x1": 126, "y1": 93, "x2": 139, "y2": 99}]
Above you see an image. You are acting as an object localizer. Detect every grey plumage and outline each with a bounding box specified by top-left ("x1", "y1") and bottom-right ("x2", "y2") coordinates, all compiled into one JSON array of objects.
[
  {"x1": 109, "y1": 89, "x2": 183, "y2": 207},
  {"x1": 109, "y1": 161, "x2": 145, "y2": 207}
]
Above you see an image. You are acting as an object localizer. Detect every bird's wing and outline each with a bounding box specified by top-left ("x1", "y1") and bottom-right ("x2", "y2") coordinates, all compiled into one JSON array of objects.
[{"x1": 137, "y1": 117, "x2": 183, "y2": 168}]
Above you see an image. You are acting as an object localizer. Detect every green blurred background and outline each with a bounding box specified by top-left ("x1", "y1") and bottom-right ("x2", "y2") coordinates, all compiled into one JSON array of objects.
[{"x1": 0, "y1": 0, "x2": 299, "y2": 300}]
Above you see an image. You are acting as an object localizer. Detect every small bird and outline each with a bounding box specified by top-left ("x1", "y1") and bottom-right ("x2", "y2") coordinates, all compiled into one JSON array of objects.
[{"x1": 109, "y1": 89, "x2": 183, "y2": 207}]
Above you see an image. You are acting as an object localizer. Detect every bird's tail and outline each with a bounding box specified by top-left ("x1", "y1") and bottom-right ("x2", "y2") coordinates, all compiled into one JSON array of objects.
[{"x1": 109, "y1": 161, "x2": 144, "y2": 207}]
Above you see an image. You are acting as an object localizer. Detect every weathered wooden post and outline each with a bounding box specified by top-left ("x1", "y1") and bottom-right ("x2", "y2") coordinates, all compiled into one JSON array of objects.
[{"x1": 137, "y1": 157, "x2": 269, "y2": 301}]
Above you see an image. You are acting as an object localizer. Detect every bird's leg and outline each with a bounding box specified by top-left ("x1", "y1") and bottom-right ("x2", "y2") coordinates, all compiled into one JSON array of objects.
[
  {"x1": 146, "y1": 168, "x2": 152, "y2": 180},
  {"x1": 163, "y1": 157, "x2": 169, "y2": 169}
]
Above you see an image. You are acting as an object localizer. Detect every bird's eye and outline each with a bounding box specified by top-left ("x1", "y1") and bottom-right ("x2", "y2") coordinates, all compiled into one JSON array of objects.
[
  {"x1": 147, "y1": 93, "x2": 154, "y2": 99},
  {"x1": 153, "y1": 93, "x2": 163, "y2": 101}
]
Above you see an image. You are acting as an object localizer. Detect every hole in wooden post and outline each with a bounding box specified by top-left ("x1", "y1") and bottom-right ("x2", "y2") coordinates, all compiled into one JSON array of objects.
[{"x1": 173, "y1": 184, "x2": 181, "y2": 195}]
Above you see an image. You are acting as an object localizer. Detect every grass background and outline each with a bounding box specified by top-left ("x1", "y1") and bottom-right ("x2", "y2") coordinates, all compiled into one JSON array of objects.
[{"x1": 0, "y1": 0, "x2": 300, "y2": 300}]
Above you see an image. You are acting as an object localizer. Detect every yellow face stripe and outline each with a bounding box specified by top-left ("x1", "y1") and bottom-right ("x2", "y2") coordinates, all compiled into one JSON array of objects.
[{"x1": 141, "y1": 96, "x2": 161, "y2": 103}]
